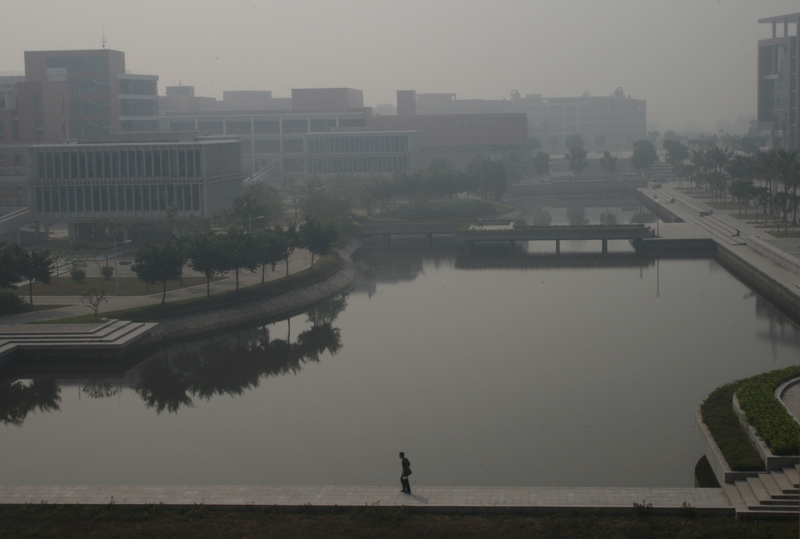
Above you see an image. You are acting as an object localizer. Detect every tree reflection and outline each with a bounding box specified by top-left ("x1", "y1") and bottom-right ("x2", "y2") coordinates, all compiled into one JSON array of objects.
[
  {"x1": 0, "y1": 379, "x2": 61, "y2": 426},
  {"x1": 133, "y1": 306, "x2": 344, "y2": 414},
  {"x1": 136, "y1": 359, "x2": 193, "y2": 414}
]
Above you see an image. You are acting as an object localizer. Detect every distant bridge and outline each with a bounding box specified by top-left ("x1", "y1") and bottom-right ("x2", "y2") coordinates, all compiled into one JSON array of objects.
[{"x1": 357, "y1": 222, "x2": 654, "y2": 253}]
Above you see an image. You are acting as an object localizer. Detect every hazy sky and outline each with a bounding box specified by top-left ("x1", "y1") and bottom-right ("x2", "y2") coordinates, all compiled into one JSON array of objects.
[{"x1": 2, "y1": 0, "x2": 798, "y2": 132}]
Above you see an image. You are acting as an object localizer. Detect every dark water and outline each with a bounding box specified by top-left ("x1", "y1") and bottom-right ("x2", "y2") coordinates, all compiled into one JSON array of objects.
[{"x1": 2, "y1": 239, "x2": 799, "y2": 488}]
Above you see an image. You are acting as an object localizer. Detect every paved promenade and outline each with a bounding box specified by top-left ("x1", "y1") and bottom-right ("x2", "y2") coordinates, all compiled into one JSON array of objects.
[{"x1": 0, "y1": 484, "x2": 733, "y2": 515}]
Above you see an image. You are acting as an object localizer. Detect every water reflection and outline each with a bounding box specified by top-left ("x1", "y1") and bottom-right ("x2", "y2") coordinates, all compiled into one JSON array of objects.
[
  {"x1": 0, "y1": 293, "x2": 348, "y2": 421},
  {"x1": 0, "y1": 379, "x2": 61, "y2": 426}
]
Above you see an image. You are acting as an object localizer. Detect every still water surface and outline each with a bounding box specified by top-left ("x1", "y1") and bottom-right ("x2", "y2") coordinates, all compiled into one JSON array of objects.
[{"x1": 2, "y1": 240, "x2": 799, "y2": 488}]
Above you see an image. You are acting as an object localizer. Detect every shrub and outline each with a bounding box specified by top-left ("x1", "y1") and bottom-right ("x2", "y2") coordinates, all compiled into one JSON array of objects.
[
  {"x1": 736, "y1": 366, "x2": 800, "y2": 456},
  {"x1": 101, "y1": 266, "x2": 114, "y2": 280},
  {"x1": 70, "y1": 267, "x2": 86, "y2": 283},
  {"x1": 700, "y1": 381, "x2": 763, "y2": 471},
  {"x1": 0, "y1": 289, "x2": 29, "y2": 315}
]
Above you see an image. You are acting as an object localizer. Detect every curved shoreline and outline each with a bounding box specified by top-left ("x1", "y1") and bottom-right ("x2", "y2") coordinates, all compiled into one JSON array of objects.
[{"x1": 148, "y1": 242, "x2": 359, "y2": 343}]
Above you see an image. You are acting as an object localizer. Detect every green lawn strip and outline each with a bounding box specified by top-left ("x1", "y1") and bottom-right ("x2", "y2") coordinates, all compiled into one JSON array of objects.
[
  {"x1": 700, "y1": 381, "x2": 763, "y2": 471},
  {"x1": 0, "y1": 505, "x2": 797, "y2": 539},
  {"x1": 37, "y1": 254, "x2": 341, "y2": 325},
  {"x1": 736, "y1": 366, "x2": 800, "y2": 456},
  {"x1": 16, "y1": 276, "x2": 220, "y2": 297}
]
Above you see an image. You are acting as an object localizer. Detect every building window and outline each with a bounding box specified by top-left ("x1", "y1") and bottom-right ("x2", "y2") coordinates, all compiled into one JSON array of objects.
[
  {"x1": 33, "y1": 94, "x2": 42, "y2": 115},
  {"x1": 35, "y1": 120, "x2": 43, "y2": 141}
]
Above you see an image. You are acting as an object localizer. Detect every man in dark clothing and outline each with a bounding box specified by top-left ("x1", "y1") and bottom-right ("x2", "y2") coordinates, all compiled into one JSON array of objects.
[{"x1": 399, "y1": 452, "x2": 412, "y2": 494}]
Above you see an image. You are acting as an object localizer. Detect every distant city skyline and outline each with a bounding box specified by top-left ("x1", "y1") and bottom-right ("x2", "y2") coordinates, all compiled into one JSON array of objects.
[{"x1": 1, "y1": 0, "x2": 798, "y2": 133}]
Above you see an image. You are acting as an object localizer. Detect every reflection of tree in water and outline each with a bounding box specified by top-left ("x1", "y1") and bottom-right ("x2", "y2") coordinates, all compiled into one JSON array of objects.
[
  {"x1": 307, "y1": 293, "x2": 348, "y2": 326},
  {"x1": 0, "y1": 379, "x2": 61, "y2": 426},
  {"x1": 600, "y1": 212, "x2": 618, "y2": 225},
  {"x1": 136, "y1": 360, "x2": 193, "y2": 414},
  {"x1": 82, "y1": 380, "x2": 118, "y2": 399},
  {"x1": 134, "y1": 302, "x2": 345, "y2": 414},
  {"x1": 567, "y1": 207, "x2": 588, "y2": 226}
]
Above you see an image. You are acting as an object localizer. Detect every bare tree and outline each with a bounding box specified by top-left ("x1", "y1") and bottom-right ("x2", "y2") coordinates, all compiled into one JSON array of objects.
[{"x1": 80, "y1": 285, "x2": 108, "y2": 321}]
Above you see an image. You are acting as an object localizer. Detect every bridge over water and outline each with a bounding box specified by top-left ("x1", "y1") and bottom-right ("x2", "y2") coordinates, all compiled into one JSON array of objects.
[{"x1": 357, "y1": 222, "x2": 654, "y2": 253}]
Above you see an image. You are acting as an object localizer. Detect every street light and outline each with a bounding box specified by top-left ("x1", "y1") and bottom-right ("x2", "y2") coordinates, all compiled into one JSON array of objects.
[
  {"x1": 248, "y1": 214, "x2": 265, "y2": 231},
  {"x1": 113, "y1": 239, "x2": 132, "y2": 295},
  {"x1": 654, "y1": 194, "x2": 660, "y2": 237}
]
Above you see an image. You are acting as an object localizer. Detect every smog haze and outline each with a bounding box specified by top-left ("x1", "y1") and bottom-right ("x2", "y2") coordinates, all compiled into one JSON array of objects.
[{"x1": 0, "y1": 0, "x2": 797, "y2": 132}]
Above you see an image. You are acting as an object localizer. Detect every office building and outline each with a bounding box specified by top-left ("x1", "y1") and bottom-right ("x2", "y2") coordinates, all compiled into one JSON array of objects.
[
  {"x1": 758, "y1": 13, "x2": 800, "y2": 150},
  {"x1": 27, "y1": 133, "x2": 244, "y2": 236}
]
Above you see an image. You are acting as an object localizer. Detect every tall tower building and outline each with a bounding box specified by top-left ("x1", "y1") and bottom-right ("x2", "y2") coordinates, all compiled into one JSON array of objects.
[{"x1": 758, "y1": 13, "x2": 800, "y2": 150}]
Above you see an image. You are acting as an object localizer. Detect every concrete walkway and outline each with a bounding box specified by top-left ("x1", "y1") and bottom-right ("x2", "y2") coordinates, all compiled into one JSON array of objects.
[{"x1": 0, "y1": 484, "x2": 733, "y2": 514}]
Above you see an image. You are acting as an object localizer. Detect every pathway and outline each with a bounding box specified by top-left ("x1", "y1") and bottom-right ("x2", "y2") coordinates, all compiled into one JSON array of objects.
[{"x1": 0, "y1": 484, "x2": 733, "y2": 515}]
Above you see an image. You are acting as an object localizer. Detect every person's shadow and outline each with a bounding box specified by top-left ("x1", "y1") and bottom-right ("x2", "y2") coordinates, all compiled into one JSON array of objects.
[{"x1": 406, "y1": 493, "x2": 429, "y2": 504}]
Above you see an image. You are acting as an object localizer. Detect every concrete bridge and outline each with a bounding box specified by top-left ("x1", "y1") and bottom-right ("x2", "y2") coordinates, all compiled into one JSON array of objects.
[
  {"x1": 457, "y1": 225, "x2": 654, "y2": 253},
  {"x1": 358, "y1": 222, "x2": 654, "y2": 253}
]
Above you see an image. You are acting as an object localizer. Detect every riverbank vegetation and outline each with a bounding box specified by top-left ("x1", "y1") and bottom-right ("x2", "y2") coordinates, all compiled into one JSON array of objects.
[
  {"x1": 701, "y1": 366, "x2": 800, "y2": 471},
  {"x1": 1, "y1": 504, "x2": 796, "y2": 539},
  {"x1": 700, "y1": 381, "x2": 763, "y2": 471},
  {"x1": 39, "y1": 254, "x2": 340, "y2": 325},
  {"x1": 736, "y1": 366, "x2": 800, "y2": 456}
]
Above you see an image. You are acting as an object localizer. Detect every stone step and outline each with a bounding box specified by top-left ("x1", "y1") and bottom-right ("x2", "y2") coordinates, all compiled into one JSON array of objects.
[
  {"x1": 734, "y1": 480, "x2": 761, "y2": 509},
  {"x1": 761, "y1": 473, "x2": 798, "y2": 500},
  {"x1": 771, "y1": 470, "x2": 797, "y2": 493},
  {"x1": 736, "y1": 507, "x2": 799, "y2": 519},
  {"x1": 784, "y1": 466, "x2": 799, "y2": 487}
]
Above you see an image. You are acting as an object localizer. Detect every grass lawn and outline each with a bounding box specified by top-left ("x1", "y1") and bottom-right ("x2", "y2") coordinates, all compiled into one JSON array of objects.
[{"x1": 14, "y1": 276, "x2": 219, "y2": 297}]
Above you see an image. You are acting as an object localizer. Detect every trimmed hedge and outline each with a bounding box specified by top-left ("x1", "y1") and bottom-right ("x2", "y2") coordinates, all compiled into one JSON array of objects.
[
  {"x1": 700, "y1": 381, "x2": 763, "y2": 471},
  {"x1": 736, "y1": 366, "x2": 800, "y2": 456}
]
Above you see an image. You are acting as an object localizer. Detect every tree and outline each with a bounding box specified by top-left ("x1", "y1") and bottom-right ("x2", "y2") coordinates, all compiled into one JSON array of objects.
[
  {"x1": 252, "y1": 227, "x2": 289, "y2": 284},
  {"x1": 593, "y1": 134, "x2": 606, "y2": 149},
  {"x1": 17, "y1": 247, "x2": 53, "y2": 306},
  {"x1": 80, "y1": 285, "x2": 108, "y2": 321},
  {"x1": 599, "y1": 151, "x2": 617, "y2": 177},
  {"x1": 663, "y1": 140, "x2": 690, "y2": 165},
  {"x1": 0, "y1": 241, "x2": 22, "y2": 290},
  {"x1": 185, "y1": 233, "x2": 228, "y2": 298},
  {"x1": 298, "y1": 217, "x2": 338, "y2": 270},
  {"x1": 220, "y1": 228, "x2": 259, "y2": 291},
  {"x1": 532, "y1": 151, "x2": 551, "y2": 179},
  {"x1": 565, "y1": 146, "x2": 588, "y2": 176},
  {"x1": 631, "y1": 140, "x2": 658, "y2": 175},
  {"x1": 131, "y1": 241, "x2": 186, "y2": 305},
  {"x1": 230, "y1": 183, "x2": 285, "y2": 229},
  {"x1": 526, "y1": 137, "x2": 542, "y2": 154}
]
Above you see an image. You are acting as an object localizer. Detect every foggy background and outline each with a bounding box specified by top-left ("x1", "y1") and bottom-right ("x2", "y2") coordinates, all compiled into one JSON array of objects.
[{"x1": 0, "y1": 0, "x2": 797, "y2": 134}]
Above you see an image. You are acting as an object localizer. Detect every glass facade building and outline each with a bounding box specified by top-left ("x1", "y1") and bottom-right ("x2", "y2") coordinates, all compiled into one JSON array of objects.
[{"x1": 28, "y1": 137, "x2": 244, "y2": 223}]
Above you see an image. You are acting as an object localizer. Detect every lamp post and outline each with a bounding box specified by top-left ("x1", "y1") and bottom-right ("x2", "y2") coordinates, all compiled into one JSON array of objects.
[
  {"x1": 248, "y1": 214, "x2": 265, "y2": 231},
  {"x1": 113, "y1": 239, "x2": 132, "y2": 295},
  {"x1": 654, "y1": 194, "x2": 660, "y2": 237}
]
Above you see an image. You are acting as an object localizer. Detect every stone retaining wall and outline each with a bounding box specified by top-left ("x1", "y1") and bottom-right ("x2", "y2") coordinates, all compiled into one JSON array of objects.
[{"x1": 148, "y1": 243, "x2": 358, "y2": 344}]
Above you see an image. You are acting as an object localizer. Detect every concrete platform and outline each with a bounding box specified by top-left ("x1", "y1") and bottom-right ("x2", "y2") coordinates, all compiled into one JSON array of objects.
[{"x1": 0, "y1": 484, "x2": 734, "y2": 515}]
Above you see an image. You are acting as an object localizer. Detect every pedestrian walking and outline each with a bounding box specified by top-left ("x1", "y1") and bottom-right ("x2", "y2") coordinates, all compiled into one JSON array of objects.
[{"x1": 399, "y1": 452, "x2": 412, "y2": 494}]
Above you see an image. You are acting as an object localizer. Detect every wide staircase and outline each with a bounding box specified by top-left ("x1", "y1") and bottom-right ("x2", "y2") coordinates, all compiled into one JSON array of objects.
[{"x1": 725, "y1": 465, "x2": 799, "y2": 518}]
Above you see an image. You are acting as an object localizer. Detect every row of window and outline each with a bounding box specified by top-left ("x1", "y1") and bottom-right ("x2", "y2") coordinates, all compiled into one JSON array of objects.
[
  {"x1": 120, "y1": 99, "x2": 158, "y2": 117},
  {"x1": 166, "y1": 117, "x2": 365, "y2": 135},
  {"x1": 307, "y1": 156, "x2": 411, "y2": 175},
  {"x1": 307, "y1": 134, "x2": 410, "y2": 155},
  {"x1": 119, "y1": 79, "x2": 157, "y2": 96},
  {"x1": 33, "y1": 183, "x2": 201, "y2": 214},
  {"x1": 69, "y1": 76, "x2": 109, "y2": 96},
  {"x1": 34, "y1": 147, "x2": 204, "y2": 180}
]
